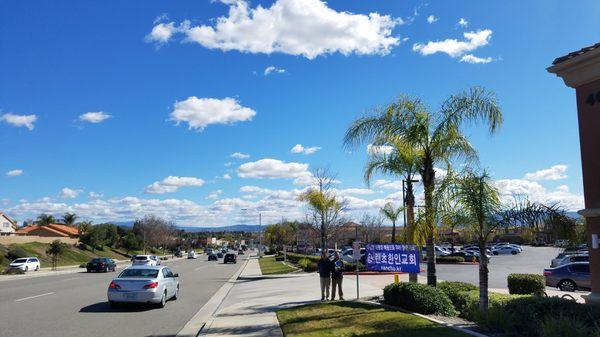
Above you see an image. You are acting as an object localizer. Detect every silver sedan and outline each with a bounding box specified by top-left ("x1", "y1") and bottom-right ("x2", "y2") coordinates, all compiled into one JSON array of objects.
[{"x1": 107, "y1": 265, "x2": 179, "y2": 308}]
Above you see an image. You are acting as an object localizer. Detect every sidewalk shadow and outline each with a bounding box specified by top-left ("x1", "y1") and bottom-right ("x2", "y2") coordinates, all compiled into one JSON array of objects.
[
  {"x1": 215, "y1": 300, "x2": 320, "y2": 318},
  {"x1": 79, "y1": 301, "x2": 155, "y2": 313}
]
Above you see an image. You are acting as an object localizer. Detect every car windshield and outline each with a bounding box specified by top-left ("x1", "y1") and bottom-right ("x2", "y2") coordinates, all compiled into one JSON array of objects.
[
  {"x1": 13, "y1": 258, "x2": 28, "y2": 263},
  {"x1": 134, "y1": 256, "x2": 149, "y2": 260},
  {"x1": 119, "y1": 269, "x2": 159, "y2": 278},
  {"x1": 91, "y1": 258, "x2": 104, "y2": 263}
]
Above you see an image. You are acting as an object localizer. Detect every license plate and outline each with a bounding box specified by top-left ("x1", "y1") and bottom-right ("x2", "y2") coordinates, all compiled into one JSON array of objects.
[{"x1": 125, "y1": 293, "x2": 137, "y2": 299}]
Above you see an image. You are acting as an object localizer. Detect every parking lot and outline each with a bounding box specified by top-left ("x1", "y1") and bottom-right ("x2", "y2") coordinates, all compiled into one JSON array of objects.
[{"x1": 429, "y1": 245, "x2": 577, "y2": 289}]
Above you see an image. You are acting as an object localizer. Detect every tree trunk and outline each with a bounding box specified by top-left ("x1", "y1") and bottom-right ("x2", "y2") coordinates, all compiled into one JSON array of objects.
[
  {"x1": 391, "y1": 220, "x2": 396, "y2": 243},
  {"x1": 406, "y1": 181, "x2": 418, "y2": 283},
  {"x1": 423, "y1": 156, "x2": 436, "y2": 286},
  {"x1": 478, "y1": 239, "x2": 489, "y2": 311}
]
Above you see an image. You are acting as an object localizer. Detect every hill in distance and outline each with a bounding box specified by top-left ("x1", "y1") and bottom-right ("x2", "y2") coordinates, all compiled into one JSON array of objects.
[{"x1": 112, "y1": 222, "x2": 263, "y2": 233}]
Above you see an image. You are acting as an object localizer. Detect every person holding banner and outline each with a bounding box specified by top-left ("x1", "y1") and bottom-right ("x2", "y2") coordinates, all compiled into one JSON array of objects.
[
  {"x1": 317, "y1": 251, "x2": 332, "y2": 301},
  {"x1": 331, "y1": 251, "x2": 344, "y2": 300}
]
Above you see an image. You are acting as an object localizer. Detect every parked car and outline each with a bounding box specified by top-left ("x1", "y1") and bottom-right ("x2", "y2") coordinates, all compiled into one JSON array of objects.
[
  {"x1": 9, "y1": 257, "x2": 40, "y2": 272},
  {"x1": 544, "y1": 262, "x2": 591, "y2": 292},
  {"x1": 422, "y1": 246, "x2": 451, "y2": 257},
  {"x1": 491, "y1": 246, "x2": 520, "y2": 255},
  {"x1": 174, "y1": 251, "x2": 183, "y2": 258},
  {"x1": 238, "y1": 249, "x2": 245, "y2": 255},
  {"x1": 208, "y1": 253, "x2": 218, "y2": 261},
  {"x1": 224, "y1": 253, "x2": 237, "y2": 264},
  {"x1": 132, "y1": 255, "x2": 160, "y2": 266},
  {"x1": 551, "y1": 254, "x2": 589, "y2": 268},
  {"x1": 87, "y1": 258, "x2": 116, "y2": 272},
  {"x1": 107, "y1": 265, "x2": 179, "y2": 308},
  {"x1": 448, "y1": 251, "x2": 479, "y2": 262},
  {"x1": 340, "y1": 248, "x2": 366, "y2": 263},
  {"x1": 555, "y1": 239, "x2": 570, "y2": 247},
  {"x1": 204, "y1": 248, "x2": 213, "y2": 254},
  {"x1": 187, "y1": 251, "x2": 197, "y2": 259},
  {"x1": 216, "y1": 252, "x2": 224, "y2": 258}
]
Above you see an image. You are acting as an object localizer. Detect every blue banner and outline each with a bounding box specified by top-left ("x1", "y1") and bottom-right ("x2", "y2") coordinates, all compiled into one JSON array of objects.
[{"x1": 365, "y1": 244, "x2": 420, "y2": 273}]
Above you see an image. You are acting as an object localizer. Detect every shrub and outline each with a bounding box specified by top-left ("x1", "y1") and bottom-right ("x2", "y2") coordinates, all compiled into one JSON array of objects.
[
  {"x1": 297, "y1": 258, "x2": 318, "y2": 272},
  {"x1": 454, "y1": 290, "x2": 514, "y2": 321},
  {"x1": 495, "y1": 296, "x2": 600, "y2": 337},
  {"x1": 342, "y1": 261, "x2": 365, "y2": 272},
  {"x1": 275, "y1": 256, "x2": 285, "y2": 261},
  {"x1": 79, "y1": 263, "x2": 86, "y2": 268},
  {"x1": 421, "y1": 256, "x2": 465, "y2": 263},
  {"x1": 7, "y1": 247, "x2": 28, "y2": 261},
  {"x1": 383, "y1": 282, "x2": 455, "y2": 316},
  {"x1": 540, "y1": 314, "x2": 592, "y2": 337},
  {"x1": 437, "y1": 281, "x2": 477, "y2": 308},
  {"x1": 2, "y1": 268, "x2": 25, "y2": 275},
  {"x1": 507, "y1": 273, "x2": 545, "y2": 295},
  {"x1": 286, "y1": 253, "x2": 320, "y2": 264}
]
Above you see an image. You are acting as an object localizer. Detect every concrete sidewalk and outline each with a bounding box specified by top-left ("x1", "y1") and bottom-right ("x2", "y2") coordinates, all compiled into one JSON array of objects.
[{"x1": 200, "y1": 257, "x2": 383, "y2": 337}]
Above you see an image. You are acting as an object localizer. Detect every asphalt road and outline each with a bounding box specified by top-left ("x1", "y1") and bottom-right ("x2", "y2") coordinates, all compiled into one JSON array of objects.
[
  {"x1": 0, "y1": 255, "x2": 245, "y2": 337},
  {"x1": 426, "y1": 246, "x2": 563, "y2": 289}
]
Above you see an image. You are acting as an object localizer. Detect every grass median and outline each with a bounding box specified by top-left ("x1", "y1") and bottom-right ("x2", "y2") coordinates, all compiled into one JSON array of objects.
[
  {"x1": 258, "y1": 256, "x2": 297, "y2": 275},
  {"x1": 277, "y1": 301, "x2": 469, "y2": 337}
]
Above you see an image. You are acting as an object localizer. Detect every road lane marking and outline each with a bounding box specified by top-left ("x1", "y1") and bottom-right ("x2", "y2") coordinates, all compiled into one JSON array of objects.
[
  {"x1": 15, "y1": 292, "x2": 55, "y2": 302},
  {"x1": 62, "y1": 277, "x2": 81, "y2": 281}
]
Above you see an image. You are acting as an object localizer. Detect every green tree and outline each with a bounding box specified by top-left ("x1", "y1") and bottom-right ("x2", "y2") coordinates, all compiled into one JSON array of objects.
[
  {"x1": 121, "y1": 232, "x2": 141, "y2": 254},
  {"x1": 344, "y1": 87, "x2": 502, "y2": 286},
  {"x1": 78, "y1": 221, "x2": 92, "y2": 235},
  {"x1": 61, "y1": 212, "x2": 78, "y2": 226},
  {"x1": 380, "y1": 202, "x2": 403, "y2": 243},
  {"x1": 449, "y1": 170, "x2": 501, "y2": 311},
  {"x1": 46, "y1": 240, "x2": 67, "y2": 270},
  {"x1": 363, "y1": 139, "x2": 420, "y2": 244},
  {"x1": 36, "y1": 214, "x2": 56, "y2": 226},
  {"x1": 81, "y1": 226, "x2": 106, "y2": 252}
]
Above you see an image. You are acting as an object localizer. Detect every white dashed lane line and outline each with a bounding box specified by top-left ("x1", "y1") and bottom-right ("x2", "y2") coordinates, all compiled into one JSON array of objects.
[{"x1": 15, "y1": 292, "x2": 55, "y2": 302}]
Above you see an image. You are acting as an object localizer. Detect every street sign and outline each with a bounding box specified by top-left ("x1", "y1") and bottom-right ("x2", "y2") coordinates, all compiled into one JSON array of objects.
[{"x1": 365, "y1": 243, "x2": 420, "y2": 273}]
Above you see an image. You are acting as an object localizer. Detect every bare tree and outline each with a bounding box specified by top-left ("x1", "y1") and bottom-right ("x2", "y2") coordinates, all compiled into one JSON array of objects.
[
  {"x1": 133, "y1": 215, "x2": 175, "y2": 254},
  {"x1": 299, "y1": 168, "x2": 346, "y2": 249}
]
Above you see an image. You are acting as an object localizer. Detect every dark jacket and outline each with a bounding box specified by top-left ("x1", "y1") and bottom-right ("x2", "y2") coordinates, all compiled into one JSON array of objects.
[
  {"x1": 331, "y1": 258, "x2": 344, "y2": 279},
  {"x1": 317, "y1": 258, "x2": 332, "y2": 278}
]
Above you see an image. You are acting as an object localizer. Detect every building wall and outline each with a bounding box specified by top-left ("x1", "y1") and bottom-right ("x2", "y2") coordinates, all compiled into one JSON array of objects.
[
  {"x1": 0, "y1": 216, "x2": 15, "y2": 235},
  {"x1": 0, "y1": 236, "x2": 78, "y2": 245}
]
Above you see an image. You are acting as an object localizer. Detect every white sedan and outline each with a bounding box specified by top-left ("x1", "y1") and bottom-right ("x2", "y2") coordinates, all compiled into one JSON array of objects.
[
  {"x1": 491, "y1": 246, "x2": 520, "y2": 255},
  {"x1": 9, "y1": 257, "x2": 41, "y2": 272},
  {"x1": 107, "y1": 265, "x2": 179, "y2": 308}
]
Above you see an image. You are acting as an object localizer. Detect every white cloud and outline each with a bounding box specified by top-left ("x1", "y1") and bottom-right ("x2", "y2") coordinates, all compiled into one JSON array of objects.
[
  {"x1": 223, "y1": 173, "x2": 232, "y2": 180},
  {"x1": 494, "y1": 178, "x2": 583, "y2": 211},
  {"x1": 290, "y1": 144, "x2": 321, "y2": 155},
  {"x1": 231, "y1": 152, "x2": 250, "y2": 159},
  {"x1": 149, "y1": 0, "x2": 401, "y2": 59},
  {"x1": 458, "y1": 18, "x2": 468, "y2": 27},
  {"x1": 224, "y1": 162, "x2": 233, "y2": 167},
  {"x1": 79, "y1": 111, "x2": 112, "y2": 123},
  {"x1": 264, "y1": 66, "x2": 286, "y2": 76},
  {"x1": 170, "y1": 97, "x2": 256, "y2": 131},
  {"x1": 6, "y1": 169, "x2": 23, "y2": 177},
  {"x1": 60, "y1": 187, "x2": 82, "y2": 199},
  {"x1": 1, "y1": 113, "x2": 37, "y2": 131},
  {"x1": 426, "y1": 15, "x2": 438, "y2": 24},
  {"x1": 88, "y1": 192, "x2": 104, "y2": 199},
  {"x1": 412, "y1": 29, "x2": 492, "y2": 59},
  {"x1": 337, "y1": 188, "x2": 375, "y2": 196},
  {"x1": 145, "y1": 176, "x2": 205, "y2": 194},
  {"x1": 206, "y1": 190, "x2": 223, "y2": 200},
  {"x1": 524, "y1": 165, "x2": 568, "y2": 181},
  {"x1": 373, "y1": 179, "x2": 404, "y2": 190},
  {"x1": 460, "y1": 54, "x2": 493, "y2": 64},
  {"x1": 238, "y1": 158, "x2": 309, "y2": 179},
  {"x1": 367, "y1": 144, "x2": 394, "y2": 155}
]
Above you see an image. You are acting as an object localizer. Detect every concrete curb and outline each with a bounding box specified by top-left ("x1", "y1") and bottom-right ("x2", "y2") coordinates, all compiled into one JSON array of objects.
[
  {"x1": 176, "y1": 256, "x2": 251, "y2": 337},
  {"x1": 360, "y1": 300, "x2": 489, "y2": 337}
]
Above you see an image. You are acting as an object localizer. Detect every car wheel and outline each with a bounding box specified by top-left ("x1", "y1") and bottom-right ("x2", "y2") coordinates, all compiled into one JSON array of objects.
[
  {"x1": 511, "y1": 251, "x2": 517, "y2": 255},
  {"x1": 173, "y1": 286, "x2": 179, "y2": 300},
  {"x1": 35, "y1": 265, "x2": 39, "y2": 271},
  {"x1": 87, "y1": 269, "x2": 91, "y2": 273},
  {"x1": 158, "y1": 291, "x2": 167, "y2": 308},
  {"x1": 492, "y1": 251, "x2": 499, "y2": 255},
  {"x1": 109, "y1": 301, "x2": 119, "y2": 309},
  {"x1": 105, "y1": 266, "x2": 109, "y2": 273},
  {"x1": 559, "y1": 280, "x2": 577, "y2": 292},
  {"x1": 25, "y1": 266, "x2": 28, "y2": 271}
]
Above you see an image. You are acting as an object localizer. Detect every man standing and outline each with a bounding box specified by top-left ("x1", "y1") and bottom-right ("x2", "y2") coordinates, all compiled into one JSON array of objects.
[
  {"x1": 331, "y1": 251, "x2": 344, "y2": 300},
  {"x1": 317, "y1": 251, "x2": 332, "y2": 301}
]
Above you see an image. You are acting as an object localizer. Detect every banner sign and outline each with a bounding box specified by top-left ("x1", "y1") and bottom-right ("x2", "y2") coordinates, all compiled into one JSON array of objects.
[{"x1": 365, "y1": 244, "x2": 420, "y2": 273}]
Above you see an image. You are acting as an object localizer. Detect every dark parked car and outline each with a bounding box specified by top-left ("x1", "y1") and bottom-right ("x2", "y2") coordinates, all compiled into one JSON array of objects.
[
  {"x1": 174, "y1": 251, "x2": 183, "y2": 258},
  {"x1": 449, "y1": 251, "x2": 478, "y2": 262},
  {"x1": 544, "y1": 262, "x2": 591, "y2": 291},
  {"x1": 217, "y1": 252, "x2": 224, "y2": 258},
  {"x1": 224, "y1": 253, "x2": 237, "y2": 264},
  {"x1": 87, "y1": 258, "x2": 116, "y2": 272},
  {"x1": 208, "y1": 253, "x2": 218, "y2": 261},
  {"x1": 237, "y1": 250, "x2": 244, "y2": 255}
]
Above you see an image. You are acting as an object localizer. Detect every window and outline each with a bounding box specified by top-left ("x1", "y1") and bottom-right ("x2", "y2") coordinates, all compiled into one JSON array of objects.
[
  {"x1": 165, "y1": 268, "x2": 173, "y2": 278},
  {"x1": 569, "y1": 265, "x2": 590, "y2": 273},
  {"x1": 162, "y1": 269, "x2": 169, "y2": 278},
  {"x1": 3, "y1": 222, "x2": 9, "y2": 228},
  {"x1": 118, "y1": 269, "x2": 159, "y2": 278},
  {"x1": 572, "y1": 256, "x2": 589, "y2": 263}
]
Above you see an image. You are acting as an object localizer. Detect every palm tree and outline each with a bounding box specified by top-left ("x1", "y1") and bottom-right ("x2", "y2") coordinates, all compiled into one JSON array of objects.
[
  {"x1": 449, "y1": 170, "x2": 501, "y2": 311},
  {"x1": 344, "y1": 87, "x2": 502, "y2": 286},
  {"x1": 78, "y1": 221, "x2": 92, "y2": 235},
  {"x1": 62, "y1": 212, "x2": 78, "y2": 227},
  {"x1": 363, "y1": 139, "x2": 420, "y2": 245},
  {"x1": 380, "y1": 203, "x2": 404, "y2": 243},
  {"x1": 36, "y1": 214, "x2": 56, "y2": 226}
]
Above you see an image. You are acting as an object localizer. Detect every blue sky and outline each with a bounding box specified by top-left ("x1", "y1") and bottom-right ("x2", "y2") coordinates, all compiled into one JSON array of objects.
[{"x1": 1, "y1": 0, "x2": 599, "y2": 226}]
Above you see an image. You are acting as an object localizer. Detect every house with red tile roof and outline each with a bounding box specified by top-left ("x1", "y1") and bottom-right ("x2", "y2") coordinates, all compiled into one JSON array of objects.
[
  {"x1": 0, "y1": 212, "x2": 18, "y2": 236},
  {"x1": 15, "y1": 223, "x2": 80, "y2": 238}
]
